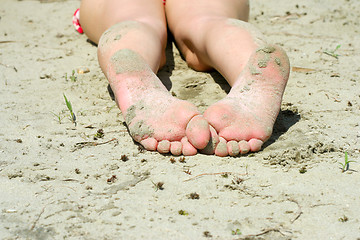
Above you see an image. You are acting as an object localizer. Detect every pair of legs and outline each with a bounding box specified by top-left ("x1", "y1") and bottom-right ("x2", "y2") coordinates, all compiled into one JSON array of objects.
[{"x1": 79, "y1": 0, "x2": 290, "y2": 156}]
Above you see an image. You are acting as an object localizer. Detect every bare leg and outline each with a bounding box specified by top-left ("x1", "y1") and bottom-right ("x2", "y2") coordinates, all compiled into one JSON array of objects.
[
  {"x1": 80, "y1": 0, "x2": 211, "y2": 155},
  {"x1": 166, "y1": 0, "x2": 290, "y2": 156}
]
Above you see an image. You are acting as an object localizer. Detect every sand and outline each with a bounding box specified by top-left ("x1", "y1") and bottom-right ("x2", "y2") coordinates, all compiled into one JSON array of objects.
[{"x1": 1, "y1": 0, "x2": 360, "y2": 239}]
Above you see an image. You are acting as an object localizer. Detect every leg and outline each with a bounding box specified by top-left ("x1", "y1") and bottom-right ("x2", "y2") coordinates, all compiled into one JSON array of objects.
[
  {"x1": 166, "y1": 0, "x2": 290, "y2": 156},
  {"x1": 80, "y1": 0, "x2": 211, "y2": 155}
]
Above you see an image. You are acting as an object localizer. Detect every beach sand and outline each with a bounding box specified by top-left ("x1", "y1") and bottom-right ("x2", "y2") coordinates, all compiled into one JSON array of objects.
[{"x1": 1, "y1": 0, "x2": 359, "y2": 239}]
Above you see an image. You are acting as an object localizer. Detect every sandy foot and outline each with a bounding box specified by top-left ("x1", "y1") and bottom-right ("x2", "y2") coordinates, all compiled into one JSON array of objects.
[
  {"x1": 107, "y1": 49, "x2": 211, "y2": 155},
  {"x1": 204, "y1": 45, "x2": 290, "y2": 156}
]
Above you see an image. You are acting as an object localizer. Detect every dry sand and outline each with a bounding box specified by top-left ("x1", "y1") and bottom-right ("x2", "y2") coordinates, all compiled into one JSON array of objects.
[{"x1": 1, "y1": 0, "x2": 360, "y2": 239}]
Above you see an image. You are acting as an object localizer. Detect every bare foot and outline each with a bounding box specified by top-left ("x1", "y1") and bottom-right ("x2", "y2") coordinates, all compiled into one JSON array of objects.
[
  {"x1": 107, "y1": 49, "x2": 211, "y2": 155},
  {"x1": 204, "y1": 45, "x2": 290, "y2": 156}
]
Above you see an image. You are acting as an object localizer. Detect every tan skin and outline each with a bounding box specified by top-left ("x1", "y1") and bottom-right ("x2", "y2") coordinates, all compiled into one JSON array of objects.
[{"x1": 79, "y1": 0, "x2": 290, "y2": 156}]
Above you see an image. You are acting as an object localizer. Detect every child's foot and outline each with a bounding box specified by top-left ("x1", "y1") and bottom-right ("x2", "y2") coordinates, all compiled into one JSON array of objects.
[
  {"x1": 108, "y1": 49, "x2": 210, "y2": 156},
  {"x1": 126, "y1": 97, "x2": 210, "y2": 156},
  {"x1": 204, "y1": 45, "x2": 290, "y2": 156}
]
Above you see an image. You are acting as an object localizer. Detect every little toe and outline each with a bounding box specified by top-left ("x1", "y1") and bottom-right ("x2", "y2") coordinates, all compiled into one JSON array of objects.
[
  {"x1": 181, "y1": 137, "x2": 198, "y2": 156},
  {"x1": 215, "y1": 137, "x2": 228, "y2": 157},
  {"x1": 227, "y1": 140, "x2": 240, "y2": 156},
  {"x1": 200, "y1": 125, "x2": 219, "y2": 155},
  {"x1": 249, "y1": 139, "x2": 263, "y2": 152},
  {"x1": 170, "y1": 141, "x2": 182, "y2": 156},
  {"x1": 157, "y1": 140, "x2": 171, "y2": 154},
  {"x1": 140, "y1": 138, "x2": 158, "y2": 151},
  {"x1": 186, "y1": 115, "x2": 211, "y2": 150},
  {"x1": 239, "y1": 140, "x2": 250, "y2": 154}
]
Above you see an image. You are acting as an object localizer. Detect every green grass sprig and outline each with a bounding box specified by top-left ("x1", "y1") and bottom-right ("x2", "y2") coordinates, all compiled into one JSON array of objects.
[
  {"x1": 51, "y1": 111, "x2": 65, "y2": 124},
  {"x1": 323, "y1": 44, "x2": 341, "y2": 59},
  {"x1": 63, "y1": 94, "x2": 77, "y2": 126},
  {"x1": 65, "y1": 70, "x2": 77, "y2": 82},
  {"x1": 339, "y1": 152, "x2": 355, "y2": 172}
]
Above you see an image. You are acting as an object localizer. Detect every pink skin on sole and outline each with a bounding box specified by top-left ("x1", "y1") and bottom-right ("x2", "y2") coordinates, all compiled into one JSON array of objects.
[
  {"x1": 127, "y1": 99, "x2": 211, "y2": 156},
  {"x1": 105, "y1": 49, "x2": 211, "y2": 156},
  {"x1": 204, "y1": 45, "x2": 290, "y2": 156},
  {"x1": 95, "y1": 20, "x2": 212, "y2": 156}
]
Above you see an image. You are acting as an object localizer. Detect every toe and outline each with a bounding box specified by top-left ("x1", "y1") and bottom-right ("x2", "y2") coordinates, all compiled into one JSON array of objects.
[
  {"x1": 227, "y1": 140, "x2": 240, "y2": 156},
  {"x1": 186, "y1": 115, "x2": 211, "y2": 150},
  {"x1": 170, "y1": 141, "x2": 182, "y2": 156},
  {"x1": 215, "y1": 137, "x2": 228, "y2": 157},
  {"x1": 239, "y1": 140, "x2": 250, "y2": 154},
  {"x1": 249, "y1": 139, "x2": 263, "y2": 152},
  {"x1": 200, "y1": 126, "x2": 219, "y2": 155},
  {"x1": 157, "y1": 140, "x2": 171, "y2": 154},
  {"x1": 181, "y1": 137, "x2": 198, "y2": 156},
  {"x1": 140, "y1": 138, "x2": 158, "y2": 151}
]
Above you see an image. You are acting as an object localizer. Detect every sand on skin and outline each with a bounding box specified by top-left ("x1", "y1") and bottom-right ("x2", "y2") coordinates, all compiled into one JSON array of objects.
[{"x1": 0, "y1": 0, "x2": 360, "y2": 239}]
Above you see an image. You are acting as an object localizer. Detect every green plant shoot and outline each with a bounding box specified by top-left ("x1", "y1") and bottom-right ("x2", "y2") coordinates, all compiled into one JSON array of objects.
[
  {"x1": 65, "y1": 70, "x2": 77, "y2": 81},
  {"x1": 231, "y1": 229, "x2": 242, "y2": 235},
  {"x1": 323, "y1": 44, "x2": 341, "y2": 59},
  {"x1": 339, "y1": 152, "x2": 355, "y2": 172},
  {"x1": 70, "y1": 70, "x2": 77, "y2": 82},
  {"x1": 51, "y1": 111, "x2": 65, "y2": 124},
  {"x1": 63, "y1": 94, "x2": 77, "y2": 126}
]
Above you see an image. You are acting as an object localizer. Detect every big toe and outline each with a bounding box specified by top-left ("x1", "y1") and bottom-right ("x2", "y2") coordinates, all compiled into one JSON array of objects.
[
  {"x1": 186, "y1": 115, "x2": 211, "y2": 150},
  {"x1": 200, "y1": 126, "x2": 219, "y2": 155}
]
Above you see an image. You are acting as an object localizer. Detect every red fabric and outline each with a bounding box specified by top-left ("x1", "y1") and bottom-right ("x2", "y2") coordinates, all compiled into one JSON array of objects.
[{"x1": 72, "y1": 8, "x2": 83, "y2": 34}]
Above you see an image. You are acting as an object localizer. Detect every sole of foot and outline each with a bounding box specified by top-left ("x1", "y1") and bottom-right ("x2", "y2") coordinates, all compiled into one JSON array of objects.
[{"x1": 204, "y1": 45, "x2": 290, "y2": 157}]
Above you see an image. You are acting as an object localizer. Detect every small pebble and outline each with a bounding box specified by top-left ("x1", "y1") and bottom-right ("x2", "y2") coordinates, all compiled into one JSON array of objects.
[{"x1": 77, "y1": 67, "x2": 90, "y2": 74}]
